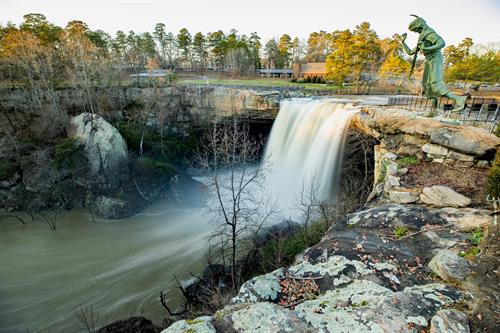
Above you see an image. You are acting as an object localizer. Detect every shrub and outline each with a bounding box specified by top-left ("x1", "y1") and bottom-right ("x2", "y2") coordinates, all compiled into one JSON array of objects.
[
  {"x1": 253, "y1": 219, "x2": 329, "y2": 275},
  {"x1": 486, "y1": 149, "x2": 500, "y2": 198},
  {"x1": 0, "y1": 159, "x2": 18, "y2": 180},
  {"x1": 397, "y1": 156, "x2": 419, "y2": 168},
  {"x1": 394, "y1": 226, "x2": 408, "y2": 238},
  {"x1": 53, "y1": 138, "x2": 87, "y2": 169},
  {"x1": 133, "y1": 156, "x2": 176, "y2": 178},
  {"x1": 468, "y1": 228, "x2": 483, "y2": 245},
  {"x1": 296, "y1": 78, "x2": 305, "y2": 83},
  {"x1": 459, "y1": 247, "x2": 480, "y2": 258},
  {"x1": 116, "y1": 123, "x2": 199, "y2": 164}
]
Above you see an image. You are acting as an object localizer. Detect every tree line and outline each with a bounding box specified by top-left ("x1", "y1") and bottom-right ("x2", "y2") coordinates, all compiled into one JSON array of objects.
[
  {"x1": 444, "y1": 38, "x2": 500, "y2": 83},
  {"x1": 0, "y1": 13, "x2": 498, "y2": 88}
]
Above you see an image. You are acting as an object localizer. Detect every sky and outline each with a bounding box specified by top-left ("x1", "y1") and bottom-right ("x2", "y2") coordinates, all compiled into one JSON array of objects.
[{"x1": 1, "y1": 0, "x2": 499, "y2": 47}]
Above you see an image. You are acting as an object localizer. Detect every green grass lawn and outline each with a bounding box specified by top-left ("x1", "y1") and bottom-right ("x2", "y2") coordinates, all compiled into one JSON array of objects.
[
  {"x1": 178, "y1": 78, "x2": 343, "y2": 90},
  {"x1": 0, "y1": 77, "x2": 351, "y2": 91}
]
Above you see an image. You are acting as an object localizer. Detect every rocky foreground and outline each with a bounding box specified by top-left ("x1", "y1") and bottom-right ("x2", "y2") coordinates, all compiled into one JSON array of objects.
[
  {"x1": 159, "y1": 109, "x2": 499, "y2": 333},
  {"x1": 161, "y1": 203, "x2": 497, "y2": 333}
]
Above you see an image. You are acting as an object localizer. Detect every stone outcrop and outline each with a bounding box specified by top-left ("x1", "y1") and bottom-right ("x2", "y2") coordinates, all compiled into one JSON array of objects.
[
  {"x1": 428, "y1": 250, "x2": 471, "y2": 283},
  {"x1": 68, "y1": 113, "x2": 129, "y2": 190},
  {"x1": 430, "y1": 309, "x2": 470, "y2": 333},
  {"x1": 162, "y1": 205, "x2": 473, "y2": 333},
  {"x1": 0, "y1": 85, "x2": 290, "y2": 123},
  {"x1": 355, "y1": 109, "x2": 500, "y2": 157},
  {"x1": 423, "y1": 143, "x2": 449, "y2": 156}
]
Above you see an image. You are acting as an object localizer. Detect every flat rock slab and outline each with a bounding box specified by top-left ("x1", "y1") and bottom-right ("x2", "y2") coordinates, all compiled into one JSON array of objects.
[
  {"x1": 431, "y1": 207, "x2": 493, "y2": 231},
  {"x1": 420, "y1": 186, "x2": 471, "y2": 208},
  {"x1": 389, "y1": 190, "x2": 419, "y2": 204},
  {"x1": 98, "y1": 316, "x2": 161, "y2": 333},
  {"x1": 365, "y1": 115, "x2": 500, "y2": 156}
]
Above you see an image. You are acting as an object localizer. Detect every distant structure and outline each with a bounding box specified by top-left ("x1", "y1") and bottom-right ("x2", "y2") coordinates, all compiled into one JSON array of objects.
[
  {"x1": 130, "y1": 69, "x2": 173, "y2": 77},
  {"x1": 257, "y1": 63, "x2": 328, "y2": 80},
  {"x1": 258, "y1": 69, "x2": 293, "y2": 78},
  {"x1": 292, "y1": 63, "x2": 327, "y2": 79}
]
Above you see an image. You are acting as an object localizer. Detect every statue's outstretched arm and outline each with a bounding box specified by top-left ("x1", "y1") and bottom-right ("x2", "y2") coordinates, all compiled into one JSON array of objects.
[{"x1": 400, "y1": 34, "x2": 416, "y2": 55}]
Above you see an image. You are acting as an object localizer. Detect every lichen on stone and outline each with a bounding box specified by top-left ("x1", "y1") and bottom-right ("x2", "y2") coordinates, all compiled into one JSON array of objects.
[
  {"x1": 231, "y1": 273, "x2": 281, "y2": 304},
  {"x1": 289, "y1": 255, "x2": 371, "y2": 278},
  {"x1": 161, "y1": 316, "x2": 215, "y2": 333},
  {"x1": 230, "y1": 302, "x2": 306, "y2": 333}
]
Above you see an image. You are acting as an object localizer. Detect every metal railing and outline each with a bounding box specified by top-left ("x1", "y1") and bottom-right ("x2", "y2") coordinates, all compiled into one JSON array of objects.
[{"x1": 387, "y1": 95, "x2": 499, "y2": 132}]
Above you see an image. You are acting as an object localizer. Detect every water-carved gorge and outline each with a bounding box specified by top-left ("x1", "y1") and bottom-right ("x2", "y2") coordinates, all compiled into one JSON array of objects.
[{"x1": 1, "y1": 86, "x2": 499, "y2": 333}]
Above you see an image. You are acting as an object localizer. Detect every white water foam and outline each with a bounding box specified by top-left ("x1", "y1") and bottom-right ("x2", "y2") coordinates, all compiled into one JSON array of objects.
[{"x1": 263, "y1": 98, "x2": 359, "y2": 217}]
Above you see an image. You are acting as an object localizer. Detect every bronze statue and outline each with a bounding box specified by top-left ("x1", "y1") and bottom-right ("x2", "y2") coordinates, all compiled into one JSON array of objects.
[{"x1": 400, "y1": 15, "x2": 468, "y2": 112}]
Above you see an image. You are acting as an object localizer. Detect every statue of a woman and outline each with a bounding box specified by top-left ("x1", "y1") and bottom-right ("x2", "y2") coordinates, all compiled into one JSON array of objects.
[{"x1": 400, "y1": 15, "x2": 468, "y2": 112}]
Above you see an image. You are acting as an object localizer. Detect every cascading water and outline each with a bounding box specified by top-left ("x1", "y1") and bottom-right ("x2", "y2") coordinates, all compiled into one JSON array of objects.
[{"x1": 263, "y1": 98, "x2": 359, "y2": 217}]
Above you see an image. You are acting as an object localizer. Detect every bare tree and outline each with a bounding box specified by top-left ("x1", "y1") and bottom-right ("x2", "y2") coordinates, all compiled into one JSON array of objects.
[
  {"x1": 39, "y1": 211, "x2": 58, "y2": 231},
  {"x1": 75, "y1": 304, "x2": 99, "y2": 333},
  {"x1": 296, "y1": 175, "x2": 322, "y2": 243},
  {"x1": 195, "y1": 117, "x2": 274, "y2": 290},
  {"x1": 0, "y1": 214, "x2": 26, "y2": 225}
]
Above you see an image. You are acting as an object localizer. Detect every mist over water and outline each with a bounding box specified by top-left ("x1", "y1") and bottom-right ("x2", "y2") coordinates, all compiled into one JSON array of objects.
[
  {"x1": 0, "y1": 187, "x2": 211, "y2": 333},
  {"x1": 263, "y1": 98, "x2": 359, "y2": 217},
  {"x1": 0, "y1": 98, "x2": 362, "y2": 333}
]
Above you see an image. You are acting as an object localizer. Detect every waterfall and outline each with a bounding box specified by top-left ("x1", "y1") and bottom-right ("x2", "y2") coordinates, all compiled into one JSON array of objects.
[{"x1": 263, "y1": 98, "x2": 359, "y2": 216}]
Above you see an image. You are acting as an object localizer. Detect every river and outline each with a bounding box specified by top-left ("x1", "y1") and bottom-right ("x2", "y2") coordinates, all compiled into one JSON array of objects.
[{"x1": 0, "y1": 180, "x2": 211, "y2": 333}]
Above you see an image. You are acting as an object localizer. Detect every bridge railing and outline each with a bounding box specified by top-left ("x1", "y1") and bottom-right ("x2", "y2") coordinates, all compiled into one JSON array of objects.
[{"x1": 387, "y1": 96, "x2": 499, "y2": 132}]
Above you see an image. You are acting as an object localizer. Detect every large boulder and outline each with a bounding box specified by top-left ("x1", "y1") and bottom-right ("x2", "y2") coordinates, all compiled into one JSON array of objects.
[
  {"x1": 428, "y1": 250, "x2": 471, "y2": 283},
  {"x1": 68, "y1": 113, "x2": 128, "y2": 189},
  {"x1": 162, "y1": 204, "x2": 473, "y2": 333},
  {"x1": 420, "y1": 186, "x2": 471, "y2": 208},
  {"x1": 87, "y1": 194, "x2": 143, "y2": 219},
  {"x1": 430, "y1": 309, "x2": 470, "y2": 333}
]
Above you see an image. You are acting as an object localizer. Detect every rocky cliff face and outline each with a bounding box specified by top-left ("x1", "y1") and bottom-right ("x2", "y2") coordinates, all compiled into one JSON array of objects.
[
  {"x1": 0, "y1": 85, "x2": 288, "y2": 123},
  {"x1": 158, "y1": 105, "x2": 499, "y2": 333}
]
